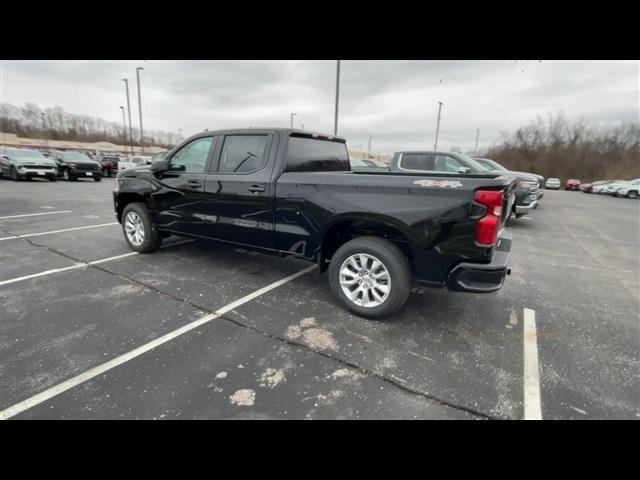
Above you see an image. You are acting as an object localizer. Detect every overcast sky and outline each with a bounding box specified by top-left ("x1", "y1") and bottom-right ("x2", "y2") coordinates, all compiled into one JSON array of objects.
[{"x1": 1, "y1": 60, "x2": 638, "y2": 155}]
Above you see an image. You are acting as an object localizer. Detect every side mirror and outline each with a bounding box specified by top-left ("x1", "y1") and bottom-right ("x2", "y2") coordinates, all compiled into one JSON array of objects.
[
  {"x1": 151, "y1": 158, "x2": 169, "y2": 172},
  {"x1": 458, "y1": 166, "x2": 472, "y2": 174}
]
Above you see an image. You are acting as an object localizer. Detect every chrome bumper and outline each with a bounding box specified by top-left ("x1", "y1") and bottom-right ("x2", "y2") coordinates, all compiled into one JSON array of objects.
[{"x1": 515, "y1": 200, "x2": 538, "y2": 214}]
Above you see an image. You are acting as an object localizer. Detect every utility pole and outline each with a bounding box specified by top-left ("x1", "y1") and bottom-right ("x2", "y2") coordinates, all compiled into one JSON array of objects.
[
  {"x1": 434, "y1": 101, "x2": 443, "y2": 151},
  {"x1": 136, "y1": 67, "x2": 145, "y2": 155},
  {"x1": 474, "y1": 128, "x2": 480, "y2": 156},
  {"x1": 300, "y1": 124, "x2": 304, "y2": 130},
  {"x1": 367, "y1": 134, "x2": 372, "y2": 158},
  {"x1": 334, "y1": 60, "x2": 341, "y2": 135},
  {"x1": 290, "y1": 113, "x2": 297, "y2": 129},
  {"x1": 119, "y1": 106, "x2": 126, "y2": 145},
  {"x1": 122, "y1": 78, "x2": 134, "y2": 156}
]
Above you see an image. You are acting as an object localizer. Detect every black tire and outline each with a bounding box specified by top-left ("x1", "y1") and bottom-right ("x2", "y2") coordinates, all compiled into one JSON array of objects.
[
  {"x1": 94, "y1": 176, "x2": 101, "y2": 182},
  {"x1": 10, "y1": 167, "x2": 21, "y2": 181},
  {"x1": 49, "y1": 177, "x2": 57, "y2": 182},
  {"x1": 328, "y1": 236, "x2": 411, "y2": 319},
  {"x1": 121, "y1": 202, "x2": 162, "y2": 253},
  {"x1": 627, "y1": 190, "x2": 638, "y2": 199},
  {"x1": 62, "y1": 169, "x2": 74, "y2": 181}
]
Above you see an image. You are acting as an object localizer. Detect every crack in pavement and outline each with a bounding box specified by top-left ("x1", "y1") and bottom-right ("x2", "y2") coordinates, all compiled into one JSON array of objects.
[{"x1": 6, "y1": 233, "x2": 492, "y2": 420}]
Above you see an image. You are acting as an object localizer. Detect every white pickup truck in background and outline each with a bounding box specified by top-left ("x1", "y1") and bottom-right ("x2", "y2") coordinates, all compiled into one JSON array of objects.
[{"x1": 118, "y1": 155, "x2": 152, "y2": 172}]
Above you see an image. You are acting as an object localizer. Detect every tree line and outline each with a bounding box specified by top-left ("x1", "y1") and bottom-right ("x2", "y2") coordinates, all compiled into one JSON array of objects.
[
  {"x1": 0, "y1": 102, "x2": 184, "y2": 149},
  {"x1": 483, "y1": 113, "x2": 639, "y2": 182}
]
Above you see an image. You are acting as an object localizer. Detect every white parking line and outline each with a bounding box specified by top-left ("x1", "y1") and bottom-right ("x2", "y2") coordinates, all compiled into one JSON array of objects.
[
  {"x1": 0, "y1": 264, "x2": 316, "y2": 420},
  {"x1": 0, "y1": 211, "x2": 72, "y2": 220},
  {"x1": 0, "y1": 222, "x2": 118, "y2": 241},
  {"x1": 523, "y1": 307, "x2": 542, "y2": 420},
  {"x1": 0, "y1": 240, "x2": 195, "y2": 286}
]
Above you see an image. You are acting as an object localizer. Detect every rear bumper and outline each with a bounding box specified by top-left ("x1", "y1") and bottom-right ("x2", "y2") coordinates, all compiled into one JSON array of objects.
[{"x1": 446, "y1": 232, "x2": 512, "y2": 293}]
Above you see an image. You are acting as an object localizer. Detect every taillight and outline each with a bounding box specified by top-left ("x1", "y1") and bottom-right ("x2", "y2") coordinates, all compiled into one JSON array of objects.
[{"x1": 475, "y1": 189, "x2": 504, "y2": 246}]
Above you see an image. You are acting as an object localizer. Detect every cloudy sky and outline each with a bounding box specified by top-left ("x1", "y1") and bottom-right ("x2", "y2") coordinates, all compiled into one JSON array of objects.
[{"x1": 1, "y1": 60, "x2": 638, "y2": 155}]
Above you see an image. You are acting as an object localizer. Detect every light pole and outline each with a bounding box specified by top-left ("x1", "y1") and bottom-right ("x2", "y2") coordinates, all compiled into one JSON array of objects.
[
  {"x1": 300, "y1": 124, "x2": 304, "y2": 130},
  {"x1": 334, "y1": 60, "x2": 341, "y2": 135},
  {"x1": 434, "y1": 101, "x2": 444, "y2": 150},
  {"x1": 122, "y1": 78, "x2": 134, "y2": 156},
  {"x1": 290, "y1": 113, "x2": 297, "y2": 129},
  {"x1": 367, "y1": 134, "x2": 372, "y2": 158},
  {"x1": 474, "y1": 128, "x2": 480, "y2": 156},
  {"x1": 119, "y1": 106, "x2": 126, "y2": 145},
  {"x1": 136, "y1": 67, "x2": 145, "y2": 155}
]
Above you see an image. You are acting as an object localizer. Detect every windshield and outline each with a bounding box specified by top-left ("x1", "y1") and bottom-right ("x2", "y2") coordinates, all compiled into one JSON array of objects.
[
  {"x1": 62, "y1": 151, "x2": 92, "y2": 162},
  {"x1": 7, "y1": 149, "x2": 46, "y2": 159},
  {"x1": 474, "y1": 157, "x2": 508, "y2": 172},
  {"x1": 456, "y1": 153, "x2": 496, "y2": 173}
]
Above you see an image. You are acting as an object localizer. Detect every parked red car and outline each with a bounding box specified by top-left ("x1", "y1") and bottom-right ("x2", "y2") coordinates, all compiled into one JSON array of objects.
[{"x1": 565, "y1": 179, "x2": 581, "y2": 191}]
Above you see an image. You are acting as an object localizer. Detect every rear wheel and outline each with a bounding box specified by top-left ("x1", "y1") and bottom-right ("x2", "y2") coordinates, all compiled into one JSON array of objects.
[
  {"x1": 328, "y1": 236, "x2": 411, "y2": 319},
  {"x1": 94, "y1": 176, "x2": 101, "y2": 182},
  {"x1": 122, "y1": 202, "x2": 162, "y2": 253},
  {"x1": 628, "y1": 190, "x2": 638, "y2": 199},
  {"x1": 49, "y1": 177, "x2": 57, "y2": 182}
]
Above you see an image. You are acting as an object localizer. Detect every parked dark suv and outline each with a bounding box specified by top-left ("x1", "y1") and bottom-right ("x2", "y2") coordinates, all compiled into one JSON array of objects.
[{"x1": 50, "y1": 150, "x2": 102, "y2": 181}]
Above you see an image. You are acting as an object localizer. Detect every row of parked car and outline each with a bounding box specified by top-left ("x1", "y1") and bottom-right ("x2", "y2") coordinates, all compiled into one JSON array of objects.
[
  {"x1": 543, "y1": 177, "x2": 640, "y2": 198},
  {"x1": 0, "y1": 147, "x2": 169, "y2": 182}
]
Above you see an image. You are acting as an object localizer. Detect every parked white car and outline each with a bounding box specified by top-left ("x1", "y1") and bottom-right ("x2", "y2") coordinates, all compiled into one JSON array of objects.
[
  {"x1": 602, "y1": 180, "x2": 632, "y2": 195},
  {"x1": 614, "y1": 179, "x2": 640, "y2": 199},
  {"x1": 118, "y1": 155, "x2": 152, "y2": 172},
  {"x1": 545, "y1": 178, "x2": 561, "y2": 189}
]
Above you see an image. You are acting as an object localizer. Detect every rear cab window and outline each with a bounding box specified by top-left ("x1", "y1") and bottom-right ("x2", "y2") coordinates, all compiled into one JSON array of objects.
[{"x1": 285, "y1": 134, "x2": 350, "y2": 172}]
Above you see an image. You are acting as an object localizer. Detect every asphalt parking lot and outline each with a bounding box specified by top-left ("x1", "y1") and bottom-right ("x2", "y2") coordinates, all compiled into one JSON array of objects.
[{"x1": 1, "y1": 177, "x2": 638, "y2": 420}]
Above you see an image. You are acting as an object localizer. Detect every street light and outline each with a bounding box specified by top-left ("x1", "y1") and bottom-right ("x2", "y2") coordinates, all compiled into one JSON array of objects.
[
  {"x1": 334, "y1": 60, "x2": 341, "y2": 135},
  {"x1": 119, "y1": 106, "x2": 126, "y2": 145},
  {"x1": 122, "y1": 78, "x2": 134, "y2": 156},
  {"x1": 136, "y1": 67, "x2": 145, "y2": 155},
  {"x1": 434, "y1": 101, "x2": 444, "y2": 151},
  {"x1": 290, "y1": 113, "x2": 297, "y2": 129},
  {"x1": 474, "y1": 128, "x2": 480, "y2": 156}
]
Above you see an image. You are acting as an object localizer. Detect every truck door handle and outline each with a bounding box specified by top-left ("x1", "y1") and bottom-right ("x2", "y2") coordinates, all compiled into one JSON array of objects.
[
  {"x1": 187, "y1": 179, "x2": 202, "y2": 188},
  {"x1": 247, "y1": 184, "x2": 265, "y2": 193}
]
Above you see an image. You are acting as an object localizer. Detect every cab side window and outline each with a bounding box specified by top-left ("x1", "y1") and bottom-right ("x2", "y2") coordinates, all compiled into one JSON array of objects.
[
  {"x1": 433, "y1": 155, "x2": 464, "y2": 173},
  {"x1": 400, "y1": 153, "x2": 433, "y2": 170},
  {"x1": 219, "y1": 135, "x2": 269, "y2": 173},
  {"x1": 170, "y1": 137, "x2": 213, "y2": 173}
]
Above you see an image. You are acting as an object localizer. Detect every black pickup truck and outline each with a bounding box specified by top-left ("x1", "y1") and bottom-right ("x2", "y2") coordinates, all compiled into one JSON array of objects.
[{"x1": 113, "y1": 129, "x2": 515, "y2": 318}]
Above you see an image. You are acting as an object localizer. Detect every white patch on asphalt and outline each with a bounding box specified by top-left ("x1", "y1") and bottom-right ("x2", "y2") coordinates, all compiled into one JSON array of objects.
[
  {"x1": 523, "y1": 308, "x2": 543, "y2": 420},
  {"x1": 0, "y1": 264, "x2": 316, "y2": 420},
  {"x1": 301, "y1": 328, "x2": 338, "y2": 351},
  {"x1": 299, "y1": 317, "x2": 316, "y2": 328},
  {"x1": 0, "y1": 210, "x2": 71, "y2": 220},
  {"x1": 569, "y1": 405, "x2": 587, "y2": 415},
  {"x1": 215, "y1": 371, "x2": 228, "y2": 379},
  {"x1": 259, "y1": 368, "x2": 285, "y2": 388},
  {"x1": 229, "y1": 389, "x2": 256, "y2": 406}
]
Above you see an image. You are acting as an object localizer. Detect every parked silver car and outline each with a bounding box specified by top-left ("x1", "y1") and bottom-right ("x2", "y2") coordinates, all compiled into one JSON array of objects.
[
  {"x1": 545, "y1": 178, "x2": 561, "y2": 189},
  {"x1": 0, "y1": 147, "x2": 58, "y2": 181}
]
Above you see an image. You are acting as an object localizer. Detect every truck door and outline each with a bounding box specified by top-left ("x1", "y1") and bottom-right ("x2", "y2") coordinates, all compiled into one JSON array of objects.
[
  {"x1": 153, "y1": 135, "x2": 216, "y2": 235},
  {"x1": 201, "y1": 132, "x2": 277, "y2": 250}
]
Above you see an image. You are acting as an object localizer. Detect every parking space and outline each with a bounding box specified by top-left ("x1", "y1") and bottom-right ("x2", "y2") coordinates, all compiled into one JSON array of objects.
[{"x1": 1, "y1": 179, "x2": 638, "y2": 419}]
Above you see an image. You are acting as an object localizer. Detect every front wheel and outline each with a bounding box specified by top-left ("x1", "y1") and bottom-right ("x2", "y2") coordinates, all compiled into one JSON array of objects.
[
  {"x1": 328, "y1": 236, "x2": 411, "y2": 319},
  {"x1": 628, "y1": 190, "x2": 638, "y2": 199},
  {"x1": 10, "y1": 167, "x2": 21, "y2": 181},
  {"x1": 121, "y1": 202, "x2": 162, "y2": 253},
  {"x1": 94, "y1": 176, "x2": 101, "y2": 182}
]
